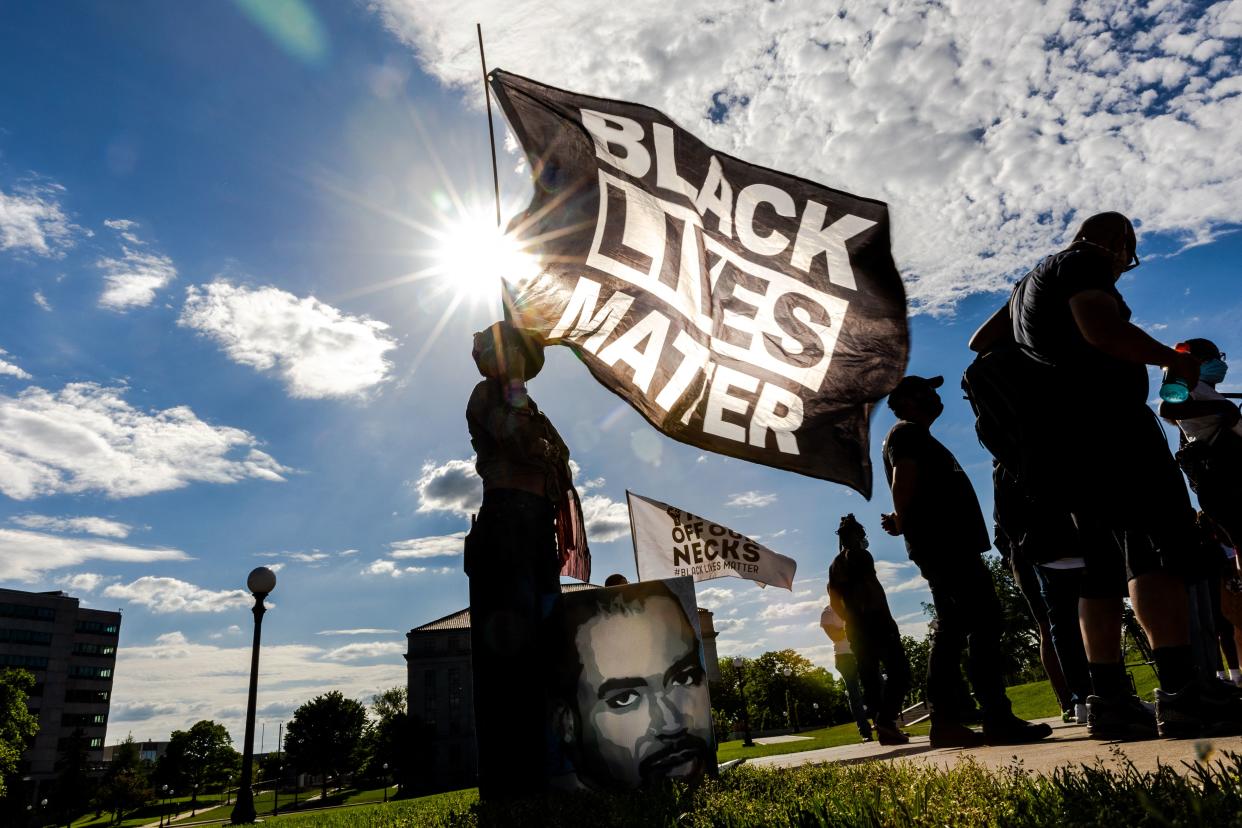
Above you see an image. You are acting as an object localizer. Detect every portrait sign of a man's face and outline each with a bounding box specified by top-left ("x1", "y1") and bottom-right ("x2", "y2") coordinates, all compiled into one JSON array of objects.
[{"x1": 551, "y1": 576, "x2": 716, "y2": 791}]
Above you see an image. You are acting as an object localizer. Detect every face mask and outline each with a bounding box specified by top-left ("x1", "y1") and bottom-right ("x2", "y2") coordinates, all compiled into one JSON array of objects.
[{"x1": 1200, "y1": 358, "x2": 1228, "y2": 385}]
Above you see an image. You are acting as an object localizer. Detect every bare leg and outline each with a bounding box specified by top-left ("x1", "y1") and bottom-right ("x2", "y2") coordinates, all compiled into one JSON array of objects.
[
  {"x1": 1130, "y1": 572, "x2": 1190, "y2": 649},
  {"x1": 1080, "y1": 596, "x2": 1123, "y2": 663},
  {"x1": 1038, "y1": 618, "x2": 1071, "y2": 710}
]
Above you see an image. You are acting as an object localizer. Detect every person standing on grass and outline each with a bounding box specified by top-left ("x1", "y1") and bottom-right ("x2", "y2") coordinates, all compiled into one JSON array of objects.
[
  {"x1": 828, "y1": 514, "x2": 911, "y2": 745},
  {"x1": 969, "y1": 211, "x2": 1242, "y2": 740},
  {"x1": 881, "y1": 375, "x2": 1052, "y2": 748},
  {"x1": 820, "y1": 597, "x2": 874, "y2": 742}
]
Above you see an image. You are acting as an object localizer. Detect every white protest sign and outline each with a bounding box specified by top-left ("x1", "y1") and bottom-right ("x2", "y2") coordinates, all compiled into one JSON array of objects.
[{"x1": 627, "y1": 490, "x2": 796, "y2": 590}]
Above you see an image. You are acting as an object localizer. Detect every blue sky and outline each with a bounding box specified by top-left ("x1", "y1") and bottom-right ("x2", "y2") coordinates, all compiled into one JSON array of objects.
[{"x1": 2, "y1": 0, "x2": 1239, "y2": 747}]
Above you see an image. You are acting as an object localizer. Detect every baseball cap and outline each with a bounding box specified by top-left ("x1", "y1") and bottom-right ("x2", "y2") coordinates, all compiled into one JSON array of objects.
[{"x1": 887, "y1": 375, "x2": 943, "y2": 409}]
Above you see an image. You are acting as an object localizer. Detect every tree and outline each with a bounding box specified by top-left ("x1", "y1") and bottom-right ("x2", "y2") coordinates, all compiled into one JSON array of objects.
[
  {"x1": 982, "y1": 553, "x2": 1045, "y2": 685},
  {"x1": 284, "y1": 691, "x2": 368, "y2": 800},
  {"x1": 364, "y1": 687, "x2": 409, "y2": 791},
  {"x1": 158, "y1": 721, "x2": 238, "y2": 810},
  {"x1": 0, "y1": 668, "x2": 39, "y2": 799},
  {"x1": 101, "y1": 736, "x2": 150, "y2": 824},
  {"x1": 52, "y1": 728, "x2": 95, "y2": 824}
]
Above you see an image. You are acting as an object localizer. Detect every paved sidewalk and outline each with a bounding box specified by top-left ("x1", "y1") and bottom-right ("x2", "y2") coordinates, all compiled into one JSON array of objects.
[{"x1": 748, "y1": 717, "x2": 1242, "y2": 775}]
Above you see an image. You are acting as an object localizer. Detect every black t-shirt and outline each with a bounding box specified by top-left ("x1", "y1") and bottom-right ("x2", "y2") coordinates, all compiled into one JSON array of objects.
[
  {"x1": 882, "y1": 421, "x2": 991, "y2": 569},
  {"x1": 1009, "y1": 244, "x2": 1148, "y2": 407},
  {"x1": 828, "y1": 546, "x2": 892, "y2": 620}
]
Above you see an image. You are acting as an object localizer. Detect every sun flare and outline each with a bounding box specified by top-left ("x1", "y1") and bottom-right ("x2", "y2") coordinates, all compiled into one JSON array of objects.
[{"x1": 431, "y1": 212, "x2": 541, "y2": 304}]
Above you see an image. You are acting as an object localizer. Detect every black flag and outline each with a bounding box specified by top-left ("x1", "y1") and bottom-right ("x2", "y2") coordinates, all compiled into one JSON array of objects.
[{"x1": 490, "y1": 70, "x2": 908, "y2": 497}]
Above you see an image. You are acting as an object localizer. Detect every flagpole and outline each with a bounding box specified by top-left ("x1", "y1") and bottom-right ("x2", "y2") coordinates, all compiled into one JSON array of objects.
[
  {"x1": 626, "y1": 490, "x2": 641, "y2": 582},
  {"x1": 476, "y1": 23, "x2": 509, "y2": 323}
]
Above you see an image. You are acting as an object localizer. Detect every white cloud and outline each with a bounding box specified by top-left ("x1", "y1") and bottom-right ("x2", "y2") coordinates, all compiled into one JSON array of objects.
[
  {"x1": 321, "y1": 641, "x2": 406, "y2": 662},
  {"x1": 107, "y1": 634, "x2": 406, "y2": 744},
  {"x1": 97, "y1": 220, "x2": 176, "y2": 310},
  {"x1": 874, "y1": 559, "x2": 929, "y2": 595},
  {"x1": 373, "y1": 0, "x2": 1242, "y2": 313},
  {"x1": 725, "y1": 491, "x2": 777, "y2": 509},
  {"x1": 316, "y1": 628, "x2": 400, "y2": 636},
  {"x1": 102, "y1": 576, "x2": 253, "y2": 613},
  {"x1": 54, "y1": 572, "x2": 117, "y2": 593},
  {"x1": 388, "y1": 532, "x2": 466, "y2": 559},
  {"x1": 758, "y1": 599, "x2": 822, "y2": 620},
  {"x1": 179, "y1": 281, "x2": 398, "y2": 399},
  {"x1": 32, "y1": 291, "x2": 51, "y2": 311},
  {"x1": 259, "y1": 550, "x2": 332, "y2": 565},
  {"x1": 0, "y1": 382, "x2": 288, "y2": 500},
  {"x1": 0, "y1": 183, "x2": 76, "y2": 256},
  {"x1": 0, "y1": 348, "x2": 31, "y2": 380},
  {"x1": 10, "y1": 514, "x2": 133, "y2": 538},
  {"x1": 411, "y1": 457, "x2": 482, "y2": 516},
  {"x1": 0, "y1": 528, "x2": 187, "y2": 581},
  {"x1": 695, "y1": 586, "x2": 736, "y2": 610},
  {"x1": 362, "y1": 559, "x2": 455, "y2": 578},
  {"x1": 581, "y1": 493, "x2": 630, "y2": 542}
]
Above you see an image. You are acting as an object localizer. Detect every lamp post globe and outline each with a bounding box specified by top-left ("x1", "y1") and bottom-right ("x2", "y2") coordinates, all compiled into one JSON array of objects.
[
  {"x1": 232, "y1": 568, "x2": 276, "y2": 825},
  {"x1": 247, "y1": 566, "x2": 277, "y2": 596}
]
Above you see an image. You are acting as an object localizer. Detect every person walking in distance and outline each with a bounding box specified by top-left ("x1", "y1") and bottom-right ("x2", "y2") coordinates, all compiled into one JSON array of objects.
[
  {"x1": 828, "y1": 515, "x2": 910, "y2": 745},
  {"x1": 881, "y1": 375, "x2": 1052, "y2": 748},
  {"x1": 820, "y1": 592, "x2": 874, "y2": 742},
  {"x1": 969, "y1": 212, "x2": 1242, "y2": 739}
]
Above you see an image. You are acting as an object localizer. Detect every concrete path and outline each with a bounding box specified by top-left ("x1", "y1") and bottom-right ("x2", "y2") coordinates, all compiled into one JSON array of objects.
[
  {"x1": 748, "y1": 717, "x2": 1242, "y2": 775},
  {"x1": 753, "y1": 734, "x2": 814, "y2": 745}
]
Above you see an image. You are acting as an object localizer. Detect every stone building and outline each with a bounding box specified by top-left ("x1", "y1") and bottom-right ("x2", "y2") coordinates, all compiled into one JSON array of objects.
[
  {"x1": 0, "y1": 587, "x2": 122, "y2": 800},
  {"x1": 405, "y1": 584, "x2": 718, "y2": 794}
]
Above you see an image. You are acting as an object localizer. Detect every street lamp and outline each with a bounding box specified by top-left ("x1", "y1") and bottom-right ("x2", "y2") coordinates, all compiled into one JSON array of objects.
[
  {"x1": 382, "y1": 763, "x2": 389, "y2": 804},
  {"x1": 231, "y1": 566, "x2": 276, "y2": 825},
  {"x1": 813, "y1": 701, "x2": 820, "y2": 726},
  {"x1": 781, "y1": 667, "x2": 798, "y2": 733},
  {"x1": 731, "y1": 657, "x2": 755, "y2": 747}
]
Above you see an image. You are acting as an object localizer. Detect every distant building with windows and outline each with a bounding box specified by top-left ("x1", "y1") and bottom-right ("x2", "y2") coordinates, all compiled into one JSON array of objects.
[
  {"x1": 0, "y1": 587, "x2": 121, "y2": 798},
  {"x1": 405, "y1": 583, "x2": 718, "y2": 794}
]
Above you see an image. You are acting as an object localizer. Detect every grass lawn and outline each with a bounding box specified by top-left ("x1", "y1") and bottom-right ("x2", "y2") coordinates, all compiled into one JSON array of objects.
[
  {"x1": 264, "y1": 789, "x2": 478, "y2": 826},
  {"x1": 70, "y1": 793, "x2": 228, "y2": 828}
]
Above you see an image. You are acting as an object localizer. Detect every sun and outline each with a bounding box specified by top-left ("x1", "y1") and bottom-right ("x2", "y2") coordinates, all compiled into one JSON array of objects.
[{"x1": 431, "y1": 211, "x2": 542, "y2": 305}]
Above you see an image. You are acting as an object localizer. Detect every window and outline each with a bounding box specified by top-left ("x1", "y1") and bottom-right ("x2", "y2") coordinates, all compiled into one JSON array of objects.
[
  {"x1": 68, "y1": 664, "x2": 112, "y2": 679},
  {"x1": 73, "y1": 642, "x2": 116, "y2": 657},
  {"x1": 0, "y1": 602, "x2": 55, "y2": 622},
  {"x1": 448, "y1": 668, "x2": 462, "y2": 735},
  {"x1": 57, "y1": 736, "x2": 105, "y2": 750},
  {"x1": 0, "y1": 654, "x2": 49, "y2": 670},
  {"x1": 65, "y1": 688, "x2": 109, "y2": 703},
  {"x1": 75, "y1": 619, "x2": 119, "y2": 635},
  {"x1": 424, "y1": 670, "x2": 438, "y2": 726},
  {"x1": 62, "y1": 712, "x2": 107, "y2": 727},
  {"x1": 90, "y1": 737, "x2": 103, "y2": 749},
  {"x1": 0, "y1": 628, "x2": 53, "y2": 645}
]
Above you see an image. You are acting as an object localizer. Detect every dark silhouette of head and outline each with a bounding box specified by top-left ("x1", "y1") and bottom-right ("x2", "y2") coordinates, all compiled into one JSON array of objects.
[
  {"x1": 603, "y1": 573, "x2": 630, "y2": 587},
  {"x1": 471, "y1": 321, "x2": 545, "y2": 382},
  {"x1": 1073, "y1": 212, "x2": 1138, "y2": 278},
  {"x1": 552, "y1": 581, "x2": 712, "y2": 791},
  {"x1": 887, "y1": 375, "x2": 945, "y2": 424},
  {"x1": 1180, "y1": 338, "x2": 1221, "y2": 361},
  {"x1": 837, "y1": 513, "x2": 869, "y2": 554}
]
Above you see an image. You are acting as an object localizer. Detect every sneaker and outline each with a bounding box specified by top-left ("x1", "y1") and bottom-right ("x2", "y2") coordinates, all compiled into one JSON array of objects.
[
  {"x1": 982, "y1": 714, "x2": 1053, "y2": 745},
  {"x1": 1074, "y1": 702, "x2": 1089, "y2": 725},
  {"x1": 1086, "y1": 694, "x2": 1157, "y2": 741},
  {"x1": 929, "y1": 721, "x2": 986, "y2": 749},
  {"x1": 1155, "y1": 680, "x2": 1242, "y2": 739},
  {"x1": 875, "y1": 722, "x2": 910, "y2": 745}
]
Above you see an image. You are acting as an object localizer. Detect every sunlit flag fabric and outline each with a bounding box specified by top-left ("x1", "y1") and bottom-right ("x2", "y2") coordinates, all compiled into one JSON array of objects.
[
  {"x1": 490, "y1": 70, "x2": 908, "y2": 497},
  {"x1": 627, "y1": 491, "x2": 796, "y2": 590}
]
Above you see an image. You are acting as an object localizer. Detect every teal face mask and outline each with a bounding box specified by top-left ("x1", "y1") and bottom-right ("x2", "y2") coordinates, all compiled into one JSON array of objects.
[{"x1": 1200, "y1": 358, "x2": 1228, "y2": 385}]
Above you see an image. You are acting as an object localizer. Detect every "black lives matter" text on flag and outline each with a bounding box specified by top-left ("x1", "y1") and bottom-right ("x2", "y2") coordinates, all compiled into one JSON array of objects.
[
  {"x1": 627, "y1": 491, "x2": 796, "y2": 590},
  {"x1": 490, "y1": 70, "x2": 908, "y2": 497}
]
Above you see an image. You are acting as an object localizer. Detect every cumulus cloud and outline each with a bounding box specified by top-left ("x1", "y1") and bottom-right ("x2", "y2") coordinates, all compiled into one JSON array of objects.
[
  {"x1": 373, "y1": 0, "x2": 1242, "y2": 312},
  {"x1": 316, "y1": 628, "x2": 400, "y2": 635},
  {"x1": 725, "y1": 491, "x2": 777, "y2": 509},
  {"x1": 258, "y1": 550, "x2": 332, "y2": 566},
  {"x1": 388, "y1": 532, "x2": 466, "y2": 559},
  {"x1": 0, "y1": 183, "x2": 77, "y2": 256},
  {"x1": 54, "y1": 572, "x2": 117, "y2": 593},
  {"x1": 321, "y1": 641, "x2": 407, "y2": 662},
  {"x1": 10, "y1": 514, "x2": 133, "y2": 538},
  {"x1": 581, "y1": 493, "x2": 630, "y2": 542},
  {"x1": 0, "y1": 348, "x2": 31, "y2": 380},
  {"x1": 0, "y1": 528, "x2": 187, "y2": 582},
  {"x1": 0, "y1": 382, "x2": 288, "y2": 500},
  {"x1": 695, "y1": 586, "x2": 736, "y2": 609},
  {"x1": 179, "y1": 281, "x2": 398, "y2": 399},
  {"x1": 362, "y1": 559, "x2": 455, "y2": 577},
  {"x1": 874, "y1": 559, "x2": 929, "y2": 595},
  {"x1": 758, "y1": 599, "x2": 822, "y2": 620},
  {"x1": 97, "y1": 220, "x2": 177, "y2": 310},
  {"x1": 107, "y1": 633, "x2": 406, "y2": 744},
  {"x1": 411, "y1": 458, "x2": 482, "y2": 516},
  {"x1": 102, "y1": 576, "x2": 254, "y2": 613}
]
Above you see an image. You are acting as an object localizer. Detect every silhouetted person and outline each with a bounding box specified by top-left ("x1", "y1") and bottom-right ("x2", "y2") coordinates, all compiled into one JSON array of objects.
[
  {"x1": 970, "y1": 212, "x2": 1241, "y2": 739},
  {"x1": 828, "y1": 514, "x2": 910, "y2": 745},
  {"x1": 881, "y1": 375, "x2": 1052, "y2": 748},
  {"x1": 465, "y1": 321, "x2": 570, "y2": 800},
  {"x1": 603, "y1": 573, "x2": 630, "y2": 587},
  {"x1": 819, "y1": 596, "x2": 873, "y2": 742}
]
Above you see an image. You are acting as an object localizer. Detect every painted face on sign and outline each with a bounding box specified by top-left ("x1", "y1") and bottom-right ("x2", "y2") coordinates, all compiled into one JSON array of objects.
[{"x1": 563, "y1": 593, "x2": 712, "y2": 790}]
